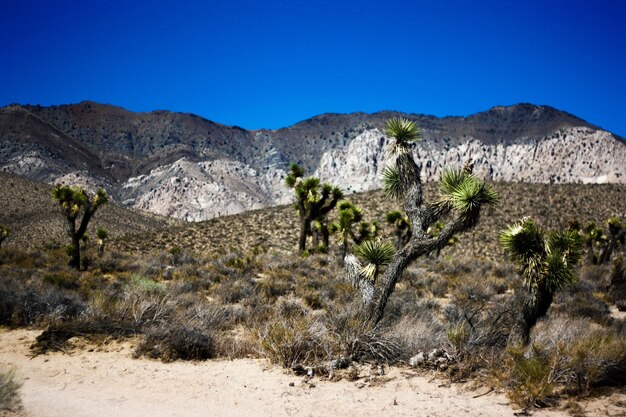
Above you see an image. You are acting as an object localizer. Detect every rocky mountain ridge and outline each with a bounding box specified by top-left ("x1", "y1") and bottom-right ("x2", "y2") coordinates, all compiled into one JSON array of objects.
[{"x1": 1, "y1": 101, "x2": 624, "y2": 221}]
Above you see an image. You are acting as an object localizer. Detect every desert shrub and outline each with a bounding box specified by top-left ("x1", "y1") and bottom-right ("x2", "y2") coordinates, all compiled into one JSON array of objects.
[
  {"x1": 128, "y1": 274, "x2": 166, "y2": 294},
  {"x1": 562, "y1": 331, "x2": 626, "y2": 393},
  {"x1": 43, "y1": 270, "x2": 80, "y2": 290},
  {"x1": 325, "y1": 304, "x2": 403, "y2": 363},
  {"x1": 109, "y1": 275, "x2": 172, "y2": 327},
  {"x1": 167, "y1": 246, "x2": 198, "y2": 267},
  {"x1": 169, "y1": 277, "x2": 212, "y2": 295},
  {"x1": 380, "y1": 289, "x2": 440, "y2": 324},
  {"x1": 95, "y1": 251, "x2": 138, "y2": 274},
  {"x1": 213, "y1": 277, "x2": 254, "y2": 304},
  {"x1": 389, "y1": 311, "x2": 446, "y2": 355},
  {"x1": 273, "y1": 296, "x2": 309, "y2": 320},
  {"x1": 447, "y1": 321, "x2": 471, "y2": 353},
  {"x1": 257, "y1": 276, "x2": 293, "y2": 301},
  {"x1": 0, "y1": 275, "x2": 86, "y2": 327},
  {"x1": 443, "y1": 296, "x2": 515, "y2": 352},
  {"x1": 259, "y1": 315, "x2": 326, "y2": 368},
  {"x1": 533, "y1": 318, "x2": 626, "y2": 394},
  {"x1": 136, "y1": 324, "x2": 214, "y2": 361},
  {"x1": 504, "y1": 344, "x2": 556, "y2": 408},
  {"x1": 184, "y1": 302, "x2": 239, "y2": 329},
  {"x1": 0, "y1": 367, "x2": 21, "y2": 412},
  {"x1": 553, "y1": 278, "x2": 611, "y2": 325}
]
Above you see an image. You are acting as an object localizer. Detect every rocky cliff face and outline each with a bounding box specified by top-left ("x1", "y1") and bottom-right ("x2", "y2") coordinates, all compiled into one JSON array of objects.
[{"x1": 0, "y1": 102, "x2": 623, "y2": 221}]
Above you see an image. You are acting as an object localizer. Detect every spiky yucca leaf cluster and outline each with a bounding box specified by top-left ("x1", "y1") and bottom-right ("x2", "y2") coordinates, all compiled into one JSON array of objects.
[
  {"x1": 354, "y1": 240, "x2": 395, "y2": 282},
  {"x1": 436, "y1": 168, "x2": 498, "y2": 220},
  {"x1": 384, "y1": 117, "x2": 421, "y2": 156},
  {"x1": 381, "y1": 165, "x2": 402, "y2": 200},
  {"x1": 284, "y1": 163, "x2": 304, "y2": 188},
  {"x1": 500, "y1": 218, "x2": 583, "y2": 294},
  {"x1": 51, "y1": 185, "x2": 109, "y2": 217}
]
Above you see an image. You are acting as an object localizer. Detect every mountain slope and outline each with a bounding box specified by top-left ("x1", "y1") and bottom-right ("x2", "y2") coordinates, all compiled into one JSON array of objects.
[
  {"x1": 1, "y1": 101, "x2": 624, "y2": 221},
  {"x1": 0, "y1": 172, "x2": 179, "y2": 249}
]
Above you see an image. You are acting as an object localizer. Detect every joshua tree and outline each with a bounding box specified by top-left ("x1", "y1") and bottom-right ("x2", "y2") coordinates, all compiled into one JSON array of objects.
[
  {"x1": 330, "y1": 200, "x2": 379, "y2": 261},
  {"x1": 384, "y1": 210, "x2": 412, "y2": 250},
  {"x1": 51, "y1": 185, "x2": 108, "y2": 269},
  {"x1": 96, "y1": 228, "x2": 109, "y2": 255},
  {"x1": 598, "y1": 217, "x2": 625, "y2": 265},
  {"x1": 571, "y1": 218, "x2": 625, "y2": 265},
  {"x1": 0, "y1": 225, "x2": 9, "y2": 249},
  {"x1": 500, "y1": 218, "x2": 583, "y2": 345},
  {"x1": 285, "y1": 163, "x2": 343, "y2": 253},
  {"x1": 346, "y1": 118, "x2": 498, "y2": 325}
]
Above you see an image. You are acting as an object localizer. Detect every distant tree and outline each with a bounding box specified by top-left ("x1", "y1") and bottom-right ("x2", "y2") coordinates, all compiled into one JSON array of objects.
[
  {"x1": 51, "y1": 185, "x2": 108, "y2": 269},
  {"x1": 571, "y1": 218, "x2": 625, "y2": 265},
  {"x1": 0, "y1": 225, "x2": 9, "y2": 249},
  {"x1": 426, "y1": 220, "x2": 459, "y2": 258},
  {"x1": 96, "y1": 228, "x2": 109, "y2": 255},
  {"x1": 330, "y1": 200, "x2": 379, "y2": 262},
  {"x1": 347, "y1": 118, "x2": 498, "y2": 325},
  {"x1": 285, "y1": 163, "x2": 343, "y2": 253},
  {"x1": 599, "y1": 217, "x2": 625, "y2": 264},
  {"x1": 500, "y1": 218, "x2": 583, "y2": 345},
  {"x1": 384, "y1": 210, "x2": 412, "y2": 250}
]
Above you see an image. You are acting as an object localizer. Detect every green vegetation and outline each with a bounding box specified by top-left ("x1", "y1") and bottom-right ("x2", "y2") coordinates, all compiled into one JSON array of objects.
[
  {"x1": 51, "y1": 185, "x2": 109, "y2": 269},
  {"x1": 573, "y1": 217, "x2": 626, "y2": 265},
  {"x1": 329, "y1": 200, "x2": 378, "y2": 262},
  {"x1": 348, "y1": 118, "x2": 498, "y2": 325},
  {"x1": 285, "y1": 163, "x2": 343, "y2": 253},
  {"x1": 96, "y1": 227, "x2": 109, "y2": 255},
  {"x1": 500, "y1": 218, "x2": 583, "y2": 344},
  {"x1": 384, "y1": 210, "x2": 411, "y2": 249}
]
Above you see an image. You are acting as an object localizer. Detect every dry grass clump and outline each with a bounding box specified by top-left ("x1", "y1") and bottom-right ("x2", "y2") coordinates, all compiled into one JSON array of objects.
[
  {"x1": 0, "y1": 367, "x2": 22, "y2": 413},
  {"x1": 501, "y1": 318, "x2": 626, "y2": 409},
  {"x1": 0, "y1": 270, "x2": 86, "y2": 327},
  {"x1": 259, "y1": 314, "x2": 326, "y2": 368},
  {"x1": 136, "y1": 324, "x2": 215, "y2": 361}
]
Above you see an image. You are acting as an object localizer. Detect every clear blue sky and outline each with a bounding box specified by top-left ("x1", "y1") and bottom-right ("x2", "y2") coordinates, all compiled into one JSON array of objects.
[{"x1": 1, "y1": 0, "x2": 624, "y2": 136}]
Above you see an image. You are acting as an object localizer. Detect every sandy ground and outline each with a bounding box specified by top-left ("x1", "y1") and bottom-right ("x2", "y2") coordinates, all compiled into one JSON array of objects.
[{"x1": 1, "y1": 329, "x2": 624, "y2": 417}]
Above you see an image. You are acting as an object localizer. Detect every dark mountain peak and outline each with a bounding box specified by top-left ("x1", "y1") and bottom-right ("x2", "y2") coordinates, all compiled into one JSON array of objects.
[{"x1": 471, "y1": 103, "x2": 593, "y2": 128}]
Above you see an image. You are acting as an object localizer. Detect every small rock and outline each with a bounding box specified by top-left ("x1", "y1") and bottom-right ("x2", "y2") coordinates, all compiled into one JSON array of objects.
[
  {"x1": 330, "y1": 356, "x2": 351, "y2": 369},
  {"x1": 409, "y1": 352, "x2": 425, "y2": 367}
]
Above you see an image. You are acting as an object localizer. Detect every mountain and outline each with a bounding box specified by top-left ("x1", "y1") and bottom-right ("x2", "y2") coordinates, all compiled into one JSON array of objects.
[{"x1": 1, "y1": 101, "x2": 624, "y2": 221}]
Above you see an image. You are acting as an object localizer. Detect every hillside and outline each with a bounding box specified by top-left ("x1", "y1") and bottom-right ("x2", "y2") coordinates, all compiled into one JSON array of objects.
[
  {"x1": 0, "y1": 173, "x2": 179, "y2": 249},
  {"x1": 1, "y1": 101, "x2": 625, "y2": 221},
  {"x1": 114, "y1": 182, "x2": 626, "y2": 259}
]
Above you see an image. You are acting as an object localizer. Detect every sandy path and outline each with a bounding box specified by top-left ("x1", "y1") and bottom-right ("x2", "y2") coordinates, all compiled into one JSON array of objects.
[{"x1": 0, "y1": 329, "x2": 623, "y2": 417}]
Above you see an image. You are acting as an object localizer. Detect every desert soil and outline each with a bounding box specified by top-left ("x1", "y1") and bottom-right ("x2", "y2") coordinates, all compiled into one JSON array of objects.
[{"x1": 1, "y1": 329, "x2": 624, "y2": 417}]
